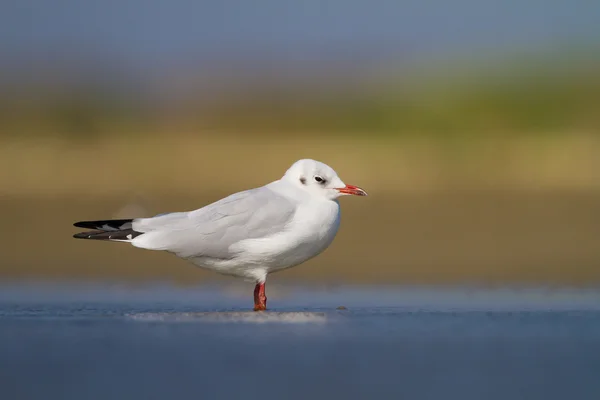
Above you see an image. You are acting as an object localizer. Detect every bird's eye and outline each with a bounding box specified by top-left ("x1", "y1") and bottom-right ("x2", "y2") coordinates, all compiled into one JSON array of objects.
[{"x1": 314, "y1": 176, "x2": 326, "y2": 184}]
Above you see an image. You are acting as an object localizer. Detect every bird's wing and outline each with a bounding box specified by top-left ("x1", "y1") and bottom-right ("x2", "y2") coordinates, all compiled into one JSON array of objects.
[{"x1": 131, "y1": 185, "x2": 296, "y2": 259}]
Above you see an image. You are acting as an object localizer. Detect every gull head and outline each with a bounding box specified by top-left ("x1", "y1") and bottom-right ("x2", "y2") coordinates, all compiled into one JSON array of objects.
[{"x1": 282, "y1": 159, "x2": 368, "y2": 200}]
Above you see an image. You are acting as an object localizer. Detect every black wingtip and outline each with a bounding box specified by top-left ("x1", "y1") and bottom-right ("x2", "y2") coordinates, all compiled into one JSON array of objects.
[
  {"x1": 73, "y1": 220, "x2": 102, "y2": 229},
  {"x1": 73, "y1": 231, "x2": 94, "y2": 239},
  {"x1": 72, "y1": 228, "x2": 142, "y2": 241},
  {"x1": 73, "y1": 219, "x2": 133, "y2": 230},
  {"x1": 73, "y1": 221, "x2": 100, "y2": 229}
]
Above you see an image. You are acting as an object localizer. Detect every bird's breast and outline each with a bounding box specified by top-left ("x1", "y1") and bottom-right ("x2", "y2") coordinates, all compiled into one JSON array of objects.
[
  {"x1": 271, "y1": 200, "x2": 341, "y2": 266},
  {"x1": 233, "y1": 200, "x2": 341, "y2": 269}
]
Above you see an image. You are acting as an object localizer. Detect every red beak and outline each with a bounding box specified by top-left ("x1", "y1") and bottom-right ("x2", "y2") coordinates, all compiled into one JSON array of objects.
[{"x1": 336, "y1": 184, "x2": 368, "y2": 196}]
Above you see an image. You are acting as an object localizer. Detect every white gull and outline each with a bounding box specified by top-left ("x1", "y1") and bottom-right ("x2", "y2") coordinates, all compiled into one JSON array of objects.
[{"x1": 73, "y1": 159, "x2": 367, "y2": 310}]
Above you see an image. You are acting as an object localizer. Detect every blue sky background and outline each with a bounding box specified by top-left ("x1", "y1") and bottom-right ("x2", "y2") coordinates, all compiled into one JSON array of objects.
[{"x1": 1, "y1": 1, "x2": 599, "y2": 85}]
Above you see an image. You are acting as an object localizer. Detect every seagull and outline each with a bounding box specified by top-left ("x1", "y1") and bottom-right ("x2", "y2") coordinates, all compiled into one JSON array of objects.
[{"x1": 73, "y1": 159, "x2": 367, "y2": 311}]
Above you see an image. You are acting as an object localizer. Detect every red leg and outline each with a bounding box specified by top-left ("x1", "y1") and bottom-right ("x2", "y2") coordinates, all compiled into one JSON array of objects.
[{"x1": 253, "y1": 282, "x2": 267, "y2": 311}]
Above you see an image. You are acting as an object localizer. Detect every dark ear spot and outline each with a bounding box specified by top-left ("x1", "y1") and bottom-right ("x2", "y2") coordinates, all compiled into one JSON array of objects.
[{"x1": 300, "y1": 177, "x2": 306, "y2": 185}]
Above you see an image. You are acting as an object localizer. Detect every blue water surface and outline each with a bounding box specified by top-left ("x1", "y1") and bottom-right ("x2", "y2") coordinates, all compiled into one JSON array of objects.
[{"x1": 1, "y1": 283, "x2": 599, "y2": 400}]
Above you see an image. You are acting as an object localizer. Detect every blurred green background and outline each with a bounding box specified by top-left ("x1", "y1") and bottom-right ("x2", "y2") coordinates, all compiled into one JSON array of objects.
[{"x1": 2, "y1": 1, "x2": 599, "y2": 286}]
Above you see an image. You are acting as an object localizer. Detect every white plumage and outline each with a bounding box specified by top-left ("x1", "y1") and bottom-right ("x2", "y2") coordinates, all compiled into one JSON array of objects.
[{"x1": 74, "y1": 159, "x2": 367, "y2": 310}]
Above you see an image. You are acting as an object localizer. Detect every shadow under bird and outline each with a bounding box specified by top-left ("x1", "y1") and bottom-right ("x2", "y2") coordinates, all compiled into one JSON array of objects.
[{"x1": 73, "y1": 159, "x2": 367, "y2": 311}]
